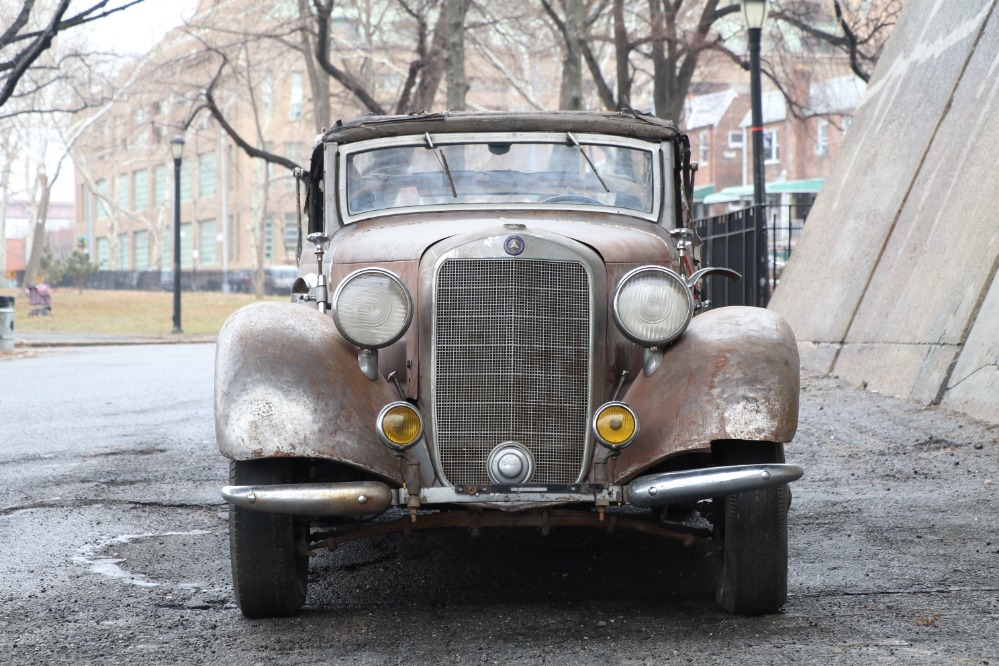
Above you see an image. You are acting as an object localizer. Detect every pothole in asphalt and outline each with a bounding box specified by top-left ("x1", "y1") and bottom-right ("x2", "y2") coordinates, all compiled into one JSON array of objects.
[{"x1": 74, "y1": 529, "x2": 228, "y2": 594}]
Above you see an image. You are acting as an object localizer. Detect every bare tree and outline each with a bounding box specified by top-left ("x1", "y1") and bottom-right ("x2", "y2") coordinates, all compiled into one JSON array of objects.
[
  {"x1": 770, "y1": 0, "x2": 904, "y2": 84},
  {"x1": 445, "y1": 0, "x2": 472, "y2": 110},
  {"x1": 0, "y1": 0, "x2": 147, "y2": 113}
]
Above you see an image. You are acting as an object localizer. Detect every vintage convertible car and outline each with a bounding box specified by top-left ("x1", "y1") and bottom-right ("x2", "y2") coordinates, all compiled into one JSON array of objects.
[{"x1": 215, "y1": 111, "x2": 802, "y2": 618}]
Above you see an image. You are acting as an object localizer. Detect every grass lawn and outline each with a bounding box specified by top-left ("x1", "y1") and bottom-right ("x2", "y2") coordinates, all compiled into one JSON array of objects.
[{"x1": 0, "y1": 288, "x2": 283, "y2": 337}]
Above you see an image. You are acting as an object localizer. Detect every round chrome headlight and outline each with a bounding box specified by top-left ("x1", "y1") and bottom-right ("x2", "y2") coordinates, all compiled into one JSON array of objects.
[
  {"x1": 612, "y1": 266, "x2": 693, "y2": 346},
  {"x1": 332, "y1": 268, "x2": 413, "y2": 348}
]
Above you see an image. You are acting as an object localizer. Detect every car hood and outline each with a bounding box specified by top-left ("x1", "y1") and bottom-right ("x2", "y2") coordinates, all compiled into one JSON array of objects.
[{"x1": 329, "y1": 212, "x2": 675, "y2": 265}]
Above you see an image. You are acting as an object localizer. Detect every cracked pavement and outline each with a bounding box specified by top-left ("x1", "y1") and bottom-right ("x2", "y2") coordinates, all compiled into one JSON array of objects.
[{"x1": 1, "y1": 344, "x2": 998, "y2": 664}]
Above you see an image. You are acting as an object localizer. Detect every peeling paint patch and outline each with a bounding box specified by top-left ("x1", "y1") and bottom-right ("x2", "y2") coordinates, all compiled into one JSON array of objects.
[{"x1": 724, "y1": 397, "x2": 780, "y2": 440}]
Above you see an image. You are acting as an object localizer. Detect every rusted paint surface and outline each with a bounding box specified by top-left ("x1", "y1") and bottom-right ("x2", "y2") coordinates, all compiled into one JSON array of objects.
[
  {"x1": 328, "y1": 214, "x2": 677, "y2": 264},
  {"x1": 607, "y1": 307, "x2": 800, "y2": 484},
  {"x1": 317, "y1": 509, "x2": 704, "y2": 551},
  {"x1": 215, "y1": 302, "x2": 405, "y2": 483}
]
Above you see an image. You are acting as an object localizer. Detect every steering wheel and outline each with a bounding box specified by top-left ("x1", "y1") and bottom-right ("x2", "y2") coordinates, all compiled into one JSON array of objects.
[{"x1": 541, "y1": 194, "x2": 601, "y2": 205}]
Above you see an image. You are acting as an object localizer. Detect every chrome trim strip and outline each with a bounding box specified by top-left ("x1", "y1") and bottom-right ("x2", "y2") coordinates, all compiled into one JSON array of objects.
[
  {"x1": 418, "y1": 227, "x2": 607, "y2": 488},
  {"x1": 400, "y1": 486, "x2": 624, "y2": 505},
  {"x1": 222, "y1": 481, "x2": 393, "y2": 516},
  {"x1": 335, "y1": 131, "x2": 662, "y2": 225},
  {"x1": 626, "y1": 464, "x2": 804, "y2": 507}
]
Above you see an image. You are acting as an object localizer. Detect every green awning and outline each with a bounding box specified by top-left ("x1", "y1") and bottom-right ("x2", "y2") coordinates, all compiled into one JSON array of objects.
[
  {"x1": 767, "y1": 178, "x2": 824, "y2": 194},
  {"x1": 701, "y1": 178, "x2": 824, "y2": 204},
  {"x1": 693, "y1": 184, "x2": 715, "y2": 203},
  {"x1": 702, "y1": 184, "x2": 754, "y2": 205}
]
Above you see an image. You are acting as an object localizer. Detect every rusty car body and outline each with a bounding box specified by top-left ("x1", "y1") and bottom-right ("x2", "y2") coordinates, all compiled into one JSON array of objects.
[{"x1": 215, "y1": 111, "x2": 802, "y2": 618}]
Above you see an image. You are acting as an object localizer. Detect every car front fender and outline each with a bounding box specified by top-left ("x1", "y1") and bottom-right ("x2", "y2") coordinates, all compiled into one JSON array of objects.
[
  {"x1": 609, "y1": 306, "x2": 800, "y2": 483},
  {"x1": 215, "y1": 301, "x2": 403, "y2": 483}
]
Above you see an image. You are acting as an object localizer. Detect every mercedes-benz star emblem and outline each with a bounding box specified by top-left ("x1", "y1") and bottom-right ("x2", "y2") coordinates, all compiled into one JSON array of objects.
[{"x1": 504, "y1": 235, "x2": 525, "y2": 256}]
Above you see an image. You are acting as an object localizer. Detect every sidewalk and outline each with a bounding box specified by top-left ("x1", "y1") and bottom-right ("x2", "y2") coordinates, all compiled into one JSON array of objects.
[{"x1": 13, "y1": 331, "x2": 217, "y2": 348}]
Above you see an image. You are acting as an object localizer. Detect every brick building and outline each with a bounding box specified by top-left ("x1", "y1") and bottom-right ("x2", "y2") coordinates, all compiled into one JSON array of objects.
[{"x1": 689, "y1": 74, "x2": 866, "y2": 221}]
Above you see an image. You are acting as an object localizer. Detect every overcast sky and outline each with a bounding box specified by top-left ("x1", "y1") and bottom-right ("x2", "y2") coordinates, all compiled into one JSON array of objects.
[
  {"x1": 82, "y1": 0, "x2": 199, "y2": 55},
  {"x1": 37, "y1": 1, "x2": 199, "y2": 202}
]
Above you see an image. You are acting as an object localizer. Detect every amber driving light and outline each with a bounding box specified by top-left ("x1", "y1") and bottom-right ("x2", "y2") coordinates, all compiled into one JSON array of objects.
[
  {"x1": 376, "y1": 402, "x2": 424, "y2": 451},
  {"x1": 593, "y1": 402, "x2": 639, "y2": 450}
]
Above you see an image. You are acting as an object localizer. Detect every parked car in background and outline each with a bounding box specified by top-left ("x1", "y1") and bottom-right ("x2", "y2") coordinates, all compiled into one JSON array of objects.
[
  {"x1": 215, "y1": 111, "x2": 803, "y2": 619},
  {"x1": 264, "y1": 266, "x2": 299, "y2": 296}
]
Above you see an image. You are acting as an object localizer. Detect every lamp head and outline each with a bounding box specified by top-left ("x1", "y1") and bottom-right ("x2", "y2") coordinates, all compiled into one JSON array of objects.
[
  {"x1": 742, "y1": 0, "x2": 768, "y2": 29},
  {"x1": 170, "y1": 135, "x2": 185, "y2": 161}
]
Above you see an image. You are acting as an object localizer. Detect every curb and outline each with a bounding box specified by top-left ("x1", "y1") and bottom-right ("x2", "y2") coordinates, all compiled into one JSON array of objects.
[{"x1": 12, "y1": 336, "x2": 217, "y2": 349}]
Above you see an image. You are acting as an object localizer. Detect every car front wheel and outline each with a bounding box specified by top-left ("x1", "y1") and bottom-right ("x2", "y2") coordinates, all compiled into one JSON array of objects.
[
  {"x1": 714, "y1": 441, "x2": 789, "y2": 615},
  {"x1": 229, "y1": 459, "x2": 309, "y2": 618}
]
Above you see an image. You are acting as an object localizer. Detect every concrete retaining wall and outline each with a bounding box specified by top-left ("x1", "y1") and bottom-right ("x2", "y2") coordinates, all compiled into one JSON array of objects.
[{"x1": 769, "y1": 0, "x2": 999, "y2": 423}]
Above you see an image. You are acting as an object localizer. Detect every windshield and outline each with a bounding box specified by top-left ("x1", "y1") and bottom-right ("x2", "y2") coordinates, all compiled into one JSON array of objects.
[{"x1": 342, "y1": 134, "x2": 657, "y2": 220}]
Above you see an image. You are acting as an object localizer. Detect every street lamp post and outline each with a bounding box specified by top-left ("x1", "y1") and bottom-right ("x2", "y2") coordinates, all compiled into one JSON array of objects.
[
  {"x1": 171, "y1": 136, "x2": 185, "y2": 334},
  {"x1": 743, "y1": 0, "x2": 769, "y2": 306}
]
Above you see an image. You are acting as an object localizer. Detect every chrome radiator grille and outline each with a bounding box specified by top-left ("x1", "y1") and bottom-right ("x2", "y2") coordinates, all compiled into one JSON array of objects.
[{"x1": 433, "y1": 258, "x2": 590, "y2": 485}]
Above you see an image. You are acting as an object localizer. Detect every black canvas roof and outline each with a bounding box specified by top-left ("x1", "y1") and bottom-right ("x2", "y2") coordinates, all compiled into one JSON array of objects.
[{"x1": 322, "y1": 110, "x2": 682, "y2": 144}]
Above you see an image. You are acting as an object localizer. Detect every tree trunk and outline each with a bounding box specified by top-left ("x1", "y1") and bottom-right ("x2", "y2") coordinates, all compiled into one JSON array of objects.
[
  {"x1": 409, "y1": 8, "x2": 449, "y2": 113},
  {"x1": 613, "y1": 0, "x2": 631, "y2": 110},
  {"x1": 0, "y1": 153, "x2": 10, "y2": 283},
  {"x1": 558, "y1": 0, "x2": 585, "y2": 110},
  {"x1": 23, "y1": 168, "x2": 51, "y2": 287},
  {"x1": 445, "y1": 0, "x2": 471, "y2": 112},
  {"x1": 300, "y1": 0, "x2": 330, "y2": 132},
  {"x1": 649, "y1": 0, "x2": 668, "y2": 118}
]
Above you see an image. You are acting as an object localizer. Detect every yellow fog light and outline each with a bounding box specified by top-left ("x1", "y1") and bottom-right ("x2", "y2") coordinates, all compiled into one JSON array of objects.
[
  {"x1": 593, "y1": 402, "x2": 639, "y2": 450},
  {"x1": 376, "y1": 402, "x2": 424, "y2": 451}
]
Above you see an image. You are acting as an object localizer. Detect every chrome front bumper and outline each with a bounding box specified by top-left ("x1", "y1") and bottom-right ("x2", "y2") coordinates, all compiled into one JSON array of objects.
[{"x1": 222, "y1": 464, "x2": 803, "y2": 516}]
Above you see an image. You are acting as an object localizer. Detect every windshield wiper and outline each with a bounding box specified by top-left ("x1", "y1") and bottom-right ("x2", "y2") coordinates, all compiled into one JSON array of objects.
[
  {"x1": 425, "y1": 132, "x2": 457, "y2": 198},
  {"x1": 567, "y1": 132, "x2": 609, "y2": 192}
]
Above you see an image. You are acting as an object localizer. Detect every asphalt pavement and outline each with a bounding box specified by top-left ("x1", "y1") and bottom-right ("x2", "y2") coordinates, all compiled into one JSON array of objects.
[{"x1": 1, "y1": 344, "x2": 997, "y2": 665}]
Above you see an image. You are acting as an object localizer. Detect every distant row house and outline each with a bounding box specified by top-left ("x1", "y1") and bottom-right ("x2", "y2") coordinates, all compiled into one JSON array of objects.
[{"x1": 685, "y1": 74, "x2": 866, "y2": 229}]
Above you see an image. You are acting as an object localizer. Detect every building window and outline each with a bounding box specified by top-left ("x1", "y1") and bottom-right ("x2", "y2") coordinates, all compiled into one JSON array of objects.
[
  {"x1": 229, "y1": 213, "x2": 239, "y2": 262},
  {"x1": 154, "y1": 165, "x2": 167, "y2": 206},
  {"x1": 728, "y1": 131, "x2": 744, "y2": 149},
  {"x1": 199, "y1": 219, "x2": 217, "y2": 266},
  {"x1": 815, "y1": 119, "x2": 829, "y2": 156},
  {"x1": 180, "y1": 222, "x2": 193, "y2": 268},
  {"x1": 698, "y1": 130, "x2": 709, "y2": 164},
  {"x1": 843, "y1": 116, "x2": 852, "y2": 136},
  {"x1": 264, "y1": 215, "x2": 274, "y2": 261},
  {"x1": 284, "y1": 212, "x2": 299, "y2": 253},
  {"x1": 198, "y1": 152, "x2": 216, "y2": 199},
  {"x1": 134, "y1": 230, "x2": 149, "y2": 270},
  {"x1": 261, "y1": 70, "x2": 273, "y2": 123},
  {"x1": 264, "y1": 142, "x2": 274, "y2": 183},
  {"x1": 161, "y1": 229, "x2": 171, "y2": 270},
  {"x1": 97, "y1": 237, "x2": 110, "y2": 270},
  {"x1": 133, "y1": 169, "x2": 148, "y2": 211},
  {"x1": 116, "y1": 173, "x2": 129, "y2": 210},
  {"x1": 285, "y1": 142, "x2": 303, "y2": 190},
  {"x1": 289, "y1": 71, "x2": 304, "y2": 121},
  {"x1": 226, "y1": 144, "x2": 237, "y2": 192},
  {"x1": 96, "y1": 179, "x2": 109, "y2": 219},
  {"x1": 180, "y1": 161, "x2": 192, "y2": 203},
  {"x1": 763, "y1": 129, "x2": 779, "y2": 163},
  {"x1": 117, "y1": 233, "x2": 130, "y2": 270}
]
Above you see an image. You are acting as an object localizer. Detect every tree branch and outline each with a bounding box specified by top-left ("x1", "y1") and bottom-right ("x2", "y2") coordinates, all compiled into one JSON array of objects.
[{"x1": 311, "y1": 0, "x2": 387, "y2": 114}]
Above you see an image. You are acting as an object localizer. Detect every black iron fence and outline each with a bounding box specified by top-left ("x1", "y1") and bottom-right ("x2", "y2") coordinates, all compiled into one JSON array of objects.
[
  {"x1": 693, "y1": 204, "x2": 807, "y2": 308},
  {"x1": 33, "y1": 269, "x2": 285, "y2": 294}
]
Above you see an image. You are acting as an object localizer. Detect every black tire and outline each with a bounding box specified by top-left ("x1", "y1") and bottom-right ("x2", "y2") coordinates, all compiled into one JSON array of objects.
[
  {"x1": 714, "y1": 441, "x2": 789, "y2": 615},
  {"x1": 229, "y1": 459, "x2": 309, "y2": 618}
]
